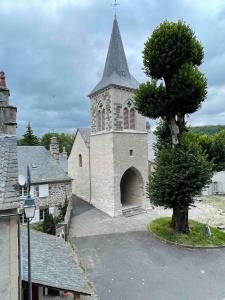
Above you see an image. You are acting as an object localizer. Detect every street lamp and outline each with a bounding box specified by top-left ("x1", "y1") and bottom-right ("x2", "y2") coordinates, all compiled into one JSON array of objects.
[{"x1": 24, "y1": 166, "x2": 36, "y2": 300}]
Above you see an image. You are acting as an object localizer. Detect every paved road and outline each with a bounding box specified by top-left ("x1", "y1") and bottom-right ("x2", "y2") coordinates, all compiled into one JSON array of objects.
[{"x1": 70, "y1": 197, "x2": 225, "y2": 300}]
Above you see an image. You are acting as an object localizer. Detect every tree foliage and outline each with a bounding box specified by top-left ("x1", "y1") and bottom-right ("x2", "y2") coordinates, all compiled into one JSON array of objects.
[
  {"x1": 150, "y1": 135, "x2": 213, "y2": 210},
  {"x1": 41, "y1": 132, "x2": 74, "y2": 155},
  {"x1": 191, "y1": 125, "x2": 225, "y2": 136},
  {"x1": 18, "y1": 123, "x2": 40, "y2": 146},
  {"x1": 134, "y1": 20, "x2": 210, "y2": 233},
  {"x1": 43, "y1": 210, "x2": 56, "y2": 235}
]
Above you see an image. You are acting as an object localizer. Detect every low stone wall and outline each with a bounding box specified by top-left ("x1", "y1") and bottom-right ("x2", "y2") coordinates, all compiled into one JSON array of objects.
[{"x1": 56, "y1": 197, "x2": 72, "y2": 241}]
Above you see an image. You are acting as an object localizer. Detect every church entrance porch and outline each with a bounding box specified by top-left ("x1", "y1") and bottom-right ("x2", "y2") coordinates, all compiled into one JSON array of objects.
[{"x1": 120, "y1": 167, "x2": 144, "y2": 208}]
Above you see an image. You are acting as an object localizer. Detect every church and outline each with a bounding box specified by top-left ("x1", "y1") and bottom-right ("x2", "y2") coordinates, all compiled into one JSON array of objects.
[{"x1": 68, "y1": 15, "x2": 149, "y2": 217}]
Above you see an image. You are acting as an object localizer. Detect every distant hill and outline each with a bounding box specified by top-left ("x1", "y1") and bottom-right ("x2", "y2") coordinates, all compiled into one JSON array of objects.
[{"x1": 191, "y1": 125, "x2": 225, "y2": 135}]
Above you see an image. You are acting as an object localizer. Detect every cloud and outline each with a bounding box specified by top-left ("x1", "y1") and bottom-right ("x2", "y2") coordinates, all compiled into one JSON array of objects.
[{"x1": 0, "y1": 0, "x2": 224, "y2": 136}]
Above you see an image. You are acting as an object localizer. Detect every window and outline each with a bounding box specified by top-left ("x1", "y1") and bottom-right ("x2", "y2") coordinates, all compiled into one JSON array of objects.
[
  {"x1": 39, "y1": 184, "x2": 49, "y2": 198},
  {"x1": 97, "y1": 110, "x2": 102, "y2": 131},
  {"x1": 20, "y1": 214, "x2": 27, "y2": 224},
  {"x1": 102, "y1": 109, "x2": 105, "y2": 130},
  {"x1": 123, "y1": 107, "x2": 129, "y2": 129},
  {"x1": 79, "y1": 154, "x2": 82, "y2": 167},
  {"x1": 40, "y1": 207, "x2": 49, "y2": 221},
  {"x1": 130, "y1": 108, "x2": 135, "y2": 129},
  {"x1": 129, "y1": 149, "x2": 134, "y2": 156},
  {"x1": 19, "y1": 185, "x2": 27, "y2": 197},
  {"x1": 97, "y1": 102, "x2": 106, "y2": 131},
  {"x1": 123, "y1": 99, "x2": 136, "y2": 130},
  {"x1": 213, "y1": 182, "x2": 218, "y2": 194}
]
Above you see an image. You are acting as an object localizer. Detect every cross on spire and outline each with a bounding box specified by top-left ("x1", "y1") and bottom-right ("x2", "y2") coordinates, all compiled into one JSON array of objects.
[{"x1": 112, "y1": 0, "x2": 120, "y2": 18}]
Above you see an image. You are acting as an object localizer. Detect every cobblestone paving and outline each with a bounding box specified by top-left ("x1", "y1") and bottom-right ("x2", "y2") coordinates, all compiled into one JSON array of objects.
[{"x1": 69, "y1": 196, "x2": 225, "y2": 238}]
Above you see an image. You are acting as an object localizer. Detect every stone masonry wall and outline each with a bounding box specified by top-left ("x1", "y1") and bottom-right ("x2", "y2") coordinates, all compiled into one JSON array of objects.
[
  {"x1": 90, "y1": 133, "x2": 115, "y2": 216},
  {"x1": 32, "y1": 181, "x2": 72, "y2": 209},
  {"x1": 68, "y1": 131, "x2": 90, "y2": 201}
]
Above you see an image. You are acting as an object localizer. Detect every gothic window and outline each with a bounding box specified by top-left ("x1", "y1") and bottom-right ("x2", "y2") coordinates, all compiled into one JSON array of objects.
[
  {"x1": 97, "y1": 110, "x2": 102, "y2": 131},
  {"x1": 102, "y1": 109, "x2": 105, "y2": 131},
  {"x1": 130, "y1": 108, "x2": 135, "y2": 129},
  {"x1": 97, "y1": 101, "x2": 106, "y2": 131},
  {"x1": 79, "y1": 154, "x2": 82, "y2": 167},
  {"x1": 123, "y1": 107, "x2": 129, "y2": 129},
  {"x1": 123, "y1": 99, "x2": 136, "y2": 130}
]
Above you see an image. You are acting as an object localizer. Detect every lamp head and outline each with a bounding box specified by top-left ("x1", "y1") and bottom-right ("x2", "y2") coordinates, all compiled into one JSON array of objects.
[{"x1": 24, "y1": 195, "x2": 36, "y2": 220}]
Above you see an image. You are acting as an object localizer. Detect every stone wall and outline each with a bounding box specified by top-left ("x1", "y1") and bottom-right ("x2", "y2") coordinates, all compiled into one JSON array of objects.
[
  {"x1": 32, "y1": 181, "x2": 72, "y2": 209},
  {"x1": 90, "y1": 133, "x2": 115, "y2": 216},
  {"x1": 68, "y1": 131, "x2": 91, "y2": 201},
  {"x1": 0, "y1": 215, "x2": 18, "y2": 300}
]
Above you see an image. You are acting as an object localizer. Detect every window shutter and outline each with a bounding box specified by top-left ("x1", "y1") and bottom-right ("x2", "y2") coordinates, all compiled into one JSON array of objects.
[{"x1": 39, "y1": 184, "x2": 49, "y2": 198}]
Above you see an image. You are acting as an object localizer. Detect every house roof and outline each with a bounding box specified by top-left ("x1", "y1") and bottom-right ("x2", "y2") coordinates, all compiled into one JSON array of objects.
[
  {"x1": 17, "y1": 146, "x2": 71, "y2": 184},
  {"x1": 0, "y1": 135, "x2": 19, "y2": 211},
  {"x1": 78, "y1": 128, "x2": 90, "y2": 148},
  {"x1": 21, "y1": 227, "x2": 91, "y2": 295},
  {"x1": 59, "y1": 153, "x2": 68, "y2": 173},
  {"x1": 89, "y1": 18, "x2": 139, "y2": 96}
]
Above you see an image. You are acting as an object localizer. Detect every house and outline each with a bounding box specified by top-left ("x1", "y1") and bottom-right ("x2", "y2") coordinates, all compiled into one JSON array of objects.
[
  {"x1": 17, "y1": 138, "x2": 72, "y2": 223},
  {"x1": 0, "y1": 71, "x2": 19, "y2": 299},
  {"x1": 202, "y1": 171, "x2": 225, "y2": 196},
  {"x1": 68, "y1": 16, "x2": 149, "y2": 217}
]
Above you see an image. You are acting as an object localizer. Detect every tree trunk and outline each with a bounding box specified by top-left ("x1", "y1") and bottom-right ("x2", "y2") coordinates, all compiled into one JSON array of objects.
[
  {"x1": 171, "y1": 207, "x2": 190, "y2": 234},
  {"x1": 168, "y1": 117, "x2": 179, "y2": 145}
]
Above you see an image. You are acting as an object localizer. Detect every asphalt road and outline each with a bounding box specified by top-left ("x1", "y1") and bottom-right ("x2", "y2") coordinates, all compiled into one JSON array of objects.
[{"x1": 73, "y1": 231, "x2": 225, "y2": 300}]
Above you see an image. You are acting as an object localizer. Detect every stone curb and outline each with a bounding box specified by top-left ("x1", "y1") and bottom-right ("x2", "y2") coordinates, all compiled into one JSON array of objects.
[{"x1": 148, "y1": 225, "x2": 225, "y2": 250}]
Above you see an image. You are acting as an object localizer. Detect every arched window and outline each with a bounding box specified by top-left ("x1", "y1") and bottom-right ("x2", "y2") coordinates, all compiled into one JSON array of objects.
[
  {"x1": 97, "y1": 110, "x2": 102, "y2": 131},
  {"x1": 102, "y1": 109, "x2": 105, "y2": 131},
  {"x1": 130, "y1": 108, "x2": 135, "y2": 129},
  {"x1": 123, "y1": 107, "x2": 129, "y2": 129},
  {"x1": 79, "y1": 154, "x2": 82, "y2": 167}
]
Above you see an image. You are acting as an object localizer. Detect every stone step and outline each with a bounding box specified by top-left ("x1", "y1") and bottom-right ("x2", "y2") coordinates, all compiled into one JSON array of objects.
[{"x1": 122, "y1": 206, "x2": 146, "y2": 217}]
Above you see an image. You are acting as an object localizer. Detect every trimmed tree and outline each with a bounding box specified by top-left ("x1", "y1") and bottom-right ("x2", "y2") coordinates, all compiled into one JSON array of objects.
[
  {"x1": 18, "y1": 123, "x2": 40, "y2": 146},
  {"x1": 135, "y1": 20, "x2": 212, "y2": 233},
  {"x1": 43, "y1": 210, "x2": 56, "y2": 235}
]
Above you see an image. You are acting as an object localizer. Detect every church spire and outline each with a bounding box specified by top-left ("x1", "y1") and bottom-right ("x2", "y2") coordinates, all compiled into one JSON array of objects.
[{"x1": 90, "y1": 17, "x2": 139, "y2": 96}]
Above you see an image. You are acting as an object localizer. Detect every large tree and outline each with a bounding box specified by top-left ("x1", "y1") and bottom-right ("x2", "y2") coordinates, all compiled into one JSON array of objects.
[
  {"x1": 18, "y1": 123, "x2": 40, "y2": 146},
  {"x1": 41, "y1": 132, "x2": 74, "y2": 155},
  {"x1": 135, "y1": 20, "x2": 212, "y2": 233}
]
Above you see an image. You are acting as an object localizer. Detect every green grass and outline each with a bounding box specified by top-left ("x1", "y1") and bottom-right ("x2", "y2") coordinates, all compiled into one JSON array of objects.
[{"x1": 149, "y1": 217, "x2": 225, "y2": 247}]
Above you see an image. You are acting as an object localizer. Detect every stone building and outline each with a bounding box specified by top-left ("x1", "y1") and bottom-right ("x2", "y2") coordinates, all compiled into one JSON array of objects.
[
  {"x1": 69, "y1": 16, "x2": 149, "y2": 217},
  {"x1": 0, "y1": 71, "x2": 19, "y2": 300},
  {"x1": 17, "y1": 137, "x2": 72, "y2": 223}
]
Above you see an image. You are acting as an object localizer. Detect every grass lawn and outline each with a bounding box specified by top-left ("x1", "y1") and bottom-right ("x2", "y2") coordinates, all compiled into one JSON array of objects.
[{"x1": 149, "y1": 217, "x2": 225, "y2": 247}]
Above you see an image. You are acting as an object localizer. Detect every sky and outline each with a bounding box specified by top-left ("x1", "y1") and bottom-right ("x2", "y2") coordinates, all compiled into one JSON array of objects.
[{"x1": 0, "y1": 0, "x2": 225, "y2": 136}]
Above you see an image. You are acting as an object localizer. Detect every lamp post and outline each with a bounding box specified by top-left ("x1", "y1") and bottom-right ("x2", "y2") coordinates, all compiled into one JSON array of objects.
[{"x1": 24, "y1": 166, "x2": 36, "y2": 300}]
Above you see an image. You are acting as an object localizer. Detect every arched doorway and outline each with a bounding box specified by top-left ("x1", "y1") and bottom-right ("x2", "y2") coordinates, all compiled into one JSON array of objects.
[{"x1": 120, "y1": 167, "x2": 144, "y2": 207}]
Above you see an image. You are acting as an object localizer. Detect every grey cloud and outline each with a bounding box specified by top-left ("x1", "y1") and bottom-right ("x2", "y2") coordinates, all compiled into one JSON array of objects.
[{"x1": 0, "y1": 0, "x2": 224, "y2": 136}]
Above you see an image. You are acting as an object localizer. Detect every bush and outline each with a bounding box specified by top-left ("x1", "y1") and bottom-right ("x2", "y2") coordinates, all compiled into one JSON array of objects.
[{"x1": 43, "y1": 210, "x2": 56, "y2": 235}]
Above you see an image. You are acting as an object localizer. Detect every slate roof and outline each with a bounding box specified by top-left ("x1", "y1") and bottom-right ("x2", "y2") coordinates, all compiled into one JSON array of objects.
[
  {"x1": 21, "y1": 227, "x2": 91, "y2": 295},
  {"x1": 59, "y1": 153, "x2": 68, "y2": 173},
  {"x1": 90, "y1": 18, "x2": 139, "y2": 96},
  {"x1": 17, "y1": 146, "x2": 71, "y2": 184},
  {"x1": 0, "y1": 135, "x2": 19, "y2": 211},
  {"x1": 78, "y1": 128, "x2": 90, "y2": 148}
]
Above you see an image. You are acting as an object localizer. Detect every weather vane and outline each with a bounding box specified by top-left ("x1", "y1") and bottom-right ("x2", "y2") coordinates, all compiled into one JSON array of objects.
[{"x1": 112, "y1": 0, "x2": 120, "y2": 18}]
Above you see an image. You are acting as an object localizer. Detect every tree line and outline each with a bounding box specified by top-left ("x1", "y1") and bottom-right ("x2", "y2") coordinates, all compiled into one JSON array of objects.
[{"x1": 17, "y1": 123, "x2": 75, "y2": 155}]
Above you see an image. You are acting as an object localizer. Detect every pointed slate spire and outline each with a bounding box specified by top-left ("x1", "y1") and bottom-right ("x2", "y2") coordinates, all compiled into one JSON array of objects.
[{"x1": 90, "y1": 18, "x2": 139, "y2": 96}]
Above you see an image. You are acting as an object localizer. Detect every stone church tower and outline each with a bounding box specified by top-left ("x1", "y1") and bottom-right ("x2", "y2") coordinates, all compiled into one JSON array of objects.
[{"x1": 88, "y1": 16, "x2": 149, "y2": 216}]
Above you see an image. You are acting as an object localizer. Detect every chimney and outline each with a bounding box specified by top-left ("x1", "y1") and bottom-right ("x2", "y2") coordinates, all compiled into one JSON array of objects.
[
  {"x1": 62, "y1": 146, "x2": 67, "y2": 159},
  {"x1": 0, "y1": 71, "x2": 17, "y2": 135},
  {"x1": 50, "y1": 136, "x2": 59, "y2": 160}
]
